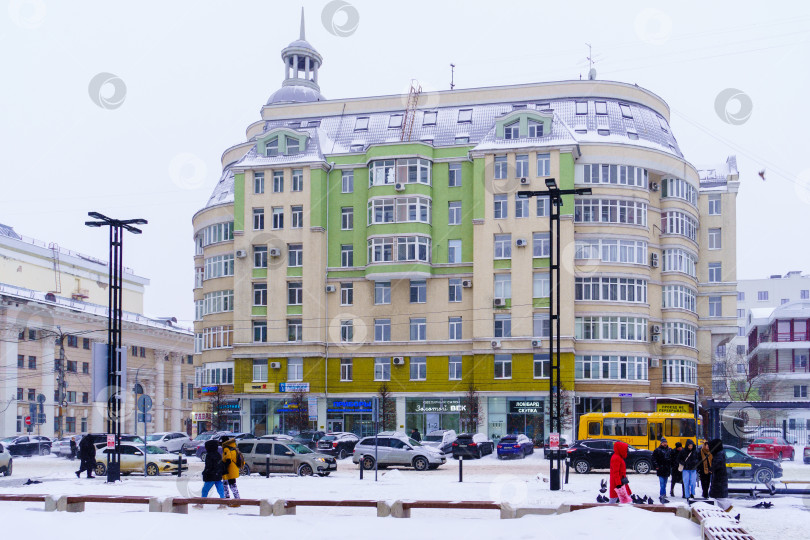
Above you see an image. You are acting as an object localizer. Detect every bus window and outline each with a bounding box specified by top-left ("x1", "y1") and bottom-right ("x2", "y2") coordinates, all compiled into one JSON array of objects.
[
  {"x1": 604, "y1": 418, "x2": 624, "y2": 436},
  {"x1": 649, "y1": 422, "x2": 663, "y2": 441},
  {"x1": 681, "y1": 419, "x2": 697, "y2": 437},
  {"x1": 626, "y1": 418, "x2": 647, "y2": 437},
  {"x1": 588, "y1": 422, "x2": 600, "y2": 436}
]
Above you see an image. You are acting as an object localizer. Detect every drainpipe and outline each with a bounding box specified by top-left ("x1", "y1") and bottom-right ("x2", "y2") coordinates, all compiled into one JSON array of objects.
[{"x1": 324, "y1": 161, "x2": 335, "y2": 413}]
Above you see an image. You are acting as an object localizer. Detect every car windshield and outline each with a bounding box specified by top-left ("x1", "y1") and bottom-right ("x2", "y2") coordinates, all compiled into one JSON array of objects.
[
  {"x1": 145, "y1": 445, "x2": 166, "y2": 454},
  {"x1": 288, "y1": 443, "x2": 313, "y2": 454},
  {"x1": 145, "y1": 435, "x2": 162, "y2": 442},
  {"x1": 407, "y1": 438, "x2": 422, "y2": 447},
  {"x1": 501, "y1": 436, "x2": 517, "y2": 442},
  {"x1": 320, "y1": 436, "x2": 336, "y2": 442},
  {"x1": 627, "y1": 445, "x2": 640, "y2": 451},
  {"x1": 423, "y1": 435, "x2": 443, "y2": 442},
  {"x1": 195, "y1": 434, "x2": 212, "y2": 441},
  {"x1": 751, "y1": 439, "x2": 772, "y2": 444}
]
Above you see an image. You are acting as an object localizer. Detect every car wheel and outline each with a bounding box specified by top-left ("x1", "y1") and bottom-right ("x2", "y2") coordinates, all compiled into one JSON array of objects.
[
  {"x1": 634, "y1": 459, "x2": 652, "y2": 475},
  {"x1": 754, "y1": 467, "x2": 773, "y2": 484},
  {"x1": 790, "y1": 451, "x2": 795, "y2": 461},
  {"x1": 39, "y1": 447, "x2": 50, "y2": 456},
  {"x1": 240, "y1": 464, "x2": 250, "y2": 477},
  {"x1": 497, "y1": 454, "x2": 504, "y2": 460},
  {"x1": 338, "y1": 448, "x2": 349, "y2": 460},
  {"x1": 298, "y1": 463, "x2": 313, "y2": 476},
  {"x1": 95, "y1": 462, "x2": 107, "y2": 476},
  {"x1": 3, "y1": 459, "x2": 11, "y2": 476},
  {"x1": 361, "y1": 456, "x2": 375, "y2": 470},
  {"x1": 413, "y1": 456, "x2": 429, "y2": 471},
  {"x1": 199, "y1": 451, "x2": 206, "y2": 462},
  {"x1": 477, "y1": 448, "x2": 482, "y2": 459},
  {"x1": 319, "y1": 472, "x2": 331, "y2": 477},
  {"x1": 574, "y1": 459, "x2": 591, "y2": 474},
  {"x1": 146, "y1": 463, "x2": 159, "y2": 476}
]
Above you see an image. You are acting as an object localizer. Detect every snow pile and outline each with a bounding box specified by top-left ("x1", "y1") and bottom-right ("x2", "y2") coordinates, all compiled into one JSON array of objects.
[{"x1": 379, "y1": 469, "x2": 404, "y2": 482}]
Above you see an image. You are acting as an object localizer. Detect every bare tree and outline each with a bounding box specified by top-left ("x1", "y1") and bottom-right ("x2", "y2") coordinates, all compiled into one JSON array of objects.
[
  {"x1": 715, "y1": 351, "x2": 781, "y2": 426},
  {"x1": 460, "y1": 383, "x2": 482, "y2": 433},
  {"x1": 377, "y1": 383, "x2": 396, "y2": 431},
  {"x1": 209, "y1": 386, "x2": 228, "y2": 431},
  {"x1": 286, "y1": 390, "x2": 310, "y2": 433}
]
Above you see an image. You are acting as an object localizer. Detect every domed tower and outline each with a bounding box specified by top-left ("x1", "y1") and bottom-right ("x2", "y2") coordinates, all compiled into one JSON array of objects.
[{"x1": 267, "y1": 8, "x2": 325, "y2": 105}]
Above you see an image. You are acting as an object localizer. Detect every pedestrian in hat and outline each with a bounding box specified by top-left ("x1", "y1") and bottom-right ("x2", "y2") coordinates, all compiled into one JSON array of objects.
[{"x1": 652, "y1": 437, "x2": 672, "y2": 503}]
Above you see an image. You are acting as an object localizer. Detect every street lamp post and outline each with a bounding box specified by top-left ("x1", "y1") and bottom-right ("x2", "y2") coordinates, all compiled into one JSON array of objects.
[
  {"x1": 85, "y1": 212, "x2": 147, "y2": 482},
  {"x1": 518, "y1": 180, "x2": 591, "y2": 491}
]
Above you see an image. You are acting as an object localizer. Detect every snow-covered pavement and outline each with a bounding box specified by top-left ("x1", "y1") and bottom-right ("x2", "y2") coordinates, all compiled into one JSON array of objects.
[{"x1": 0, "y1": 453, "x2": 807, "y2": 540}]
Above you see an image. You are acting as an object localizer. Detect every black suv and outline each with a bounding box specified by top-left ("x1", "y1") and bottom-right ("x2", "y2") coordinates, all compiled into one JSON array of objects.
[
  {"x1": 315, "y1": 432, "x2": 359, "y2": 459},
  {"x1": 722, "y1": 445, "x2": 783, "y2": 484},
  {"x1": 566, "y1": 439, "x2": 653, "y2": 474},
  {"x1": 293, "y1": 430, "x2": 325, "y2": 450}
]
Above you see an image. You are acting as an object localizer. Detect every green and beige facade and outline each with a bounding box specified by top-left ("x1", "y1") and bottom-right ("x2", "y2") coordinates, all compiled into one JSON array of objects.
[{"x1": 191, "y1": 24, "x2": 740, "y2": 440}]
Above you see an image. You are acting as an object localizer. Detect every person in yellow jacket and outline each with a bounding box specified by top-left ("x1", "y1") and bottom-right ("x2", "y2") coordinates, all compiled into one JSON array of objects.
[{"x1": 220, "y1": 437, "x2": 241, "y2": 499}]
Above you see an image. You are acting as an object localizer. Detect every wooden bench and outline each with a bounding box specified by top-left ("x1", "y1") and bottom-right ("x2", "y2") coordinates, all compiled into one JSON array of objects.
[
  {"x1": 692, "y1": 506, "x2": 754, "y2": 540},
  {"x1": 392, "y1": 500, "x2": 501, "y2": 518},
  {"x1": 170, "y1": 497, "x2": 271, "y2": 516},
  {"x1": 0, "y1": 494, "x2": 56, "y2": 511},
  {"x1": 279, "y1": 499, "x2": 389, "y2": 517},
  {"x1": 570, "y1": 503, "x2": 679, "y2": 514},
  {"x1": 57, "y1": 495, "x2": 159, "y2": 513}
]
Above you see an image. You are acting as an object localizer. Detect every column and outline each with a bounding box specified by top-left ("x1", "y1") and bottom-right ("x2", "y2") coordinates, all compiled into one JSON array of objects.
[
  {"x1": 40, "y1": 344, "x2": 55, "y2": 438},
  {"x1": 293, "y1": 54, "x2": 299, "y2": 79},
  {"x1": 155, "y1": 352, "x2": 165, "y2": 432},
  {"x1": 171, "y1": 357, "x2": 182, "y2": 431},
  {"x1": 317, "y1": 397, "x2": 327, "y2": 431},
  {"x1": 0, "y1": 328, "x2": 20, "y2": 435},
  {"x1": 313, "y1": 62, "x2": 318, "y2": 84},
  {"x1": 395, "y1": 396, "x2": 406, "y2": 431},
  {"x1": 285, "y1": 57, "x2": 290, "y2": 79},
  {"x1": 304, "y1": 56, "x2": 310, "y2": 81}
]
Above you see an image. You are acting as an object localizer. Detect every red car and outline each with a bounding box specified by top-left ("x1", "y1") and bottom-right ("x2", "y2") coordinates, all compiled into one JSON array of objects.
[{"x1": 747, "y1": 437, "x2": 795, "y2": 461}]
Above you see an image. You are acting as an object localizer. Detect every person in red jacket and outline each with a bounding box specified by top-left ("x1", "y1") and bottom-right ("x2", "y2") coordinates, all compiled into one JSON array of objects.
[{"x1": 609, "y1": 440, "x2": 632, "y2": 503}]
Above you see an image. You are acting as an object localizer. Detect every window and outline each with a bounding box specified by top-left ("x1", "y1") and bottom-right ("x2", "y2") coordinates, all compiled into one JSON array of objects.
[
  {"x1": 368, "y1": 236, "x2": 431, "y2": 263},
  {"x1": 576, "y1": 355, "x2": 649, "y2": 381},
  {"x1": 422, "y1": 111, "x2": 437, "y2": 126},
  {"x1": 287, "y1": 320, "x2": 303, "y2": 342},
  {"x1": 448, "y1": 163, "x2": 462, "y2": 187},
  {"x1": 253, "y1": 283, "x2": 267, "y2": 306},
  {"x1": 448, "y1": 201, "x2": 461, "y2": 225},
  {"x1": 286, "y1": 282, "x2": 303, "y2": 305},
  {"x1": 291, "y1": 206, "x2": 303, "y2": 228},
  {"x1": 575, "y1": 316, "x2": 648, "y2": 342},
  {"x1": 253, "y1": 208, "x2": 265, "y2": 230},
  {"x1": 449, "y1": 317, "x2": 462, "y2": 340},
  {"x1": 354, "y1": 117, "x2": 369, "y2": 131},
  {"x1": 494, "y1": 156, "x2": 508, "y2": 179},
  {"x1": 253, "y1": 321, "x2": 267, "y2": 343},
  {"x1": 200, "y1": 221, "x2": 234, "y2": 247},
  {"x1": 340, "y1": 358, "x2": 352, "y2": 381},
  {"x1": 342, "y1": 170, "x2": 354, "y2": 193},
  {"x1": 410, "y1": 280, "x2": 426, "y2": 303},
  {"x1": 83, "y1": 338, "x2": 90, "y2": 350},
  {"x1": 576, "y1": 277, "x2": 648, "y2": 303},
  {"x1": 17, "y1": 354, "x2": 24, "y2": 368},
  {"x1": 533, "y1": 313, "x2": 550, "y2": 338},
  {"x1": 27, "y1": 389, "x2": 35, "y2": 401},
  {"x1": 369, "y1": 158, "x2": 431, "y2": 186},
  {"x1": 534, "y1": 354, "x2": 550, "y2": 378},
  {"x1": 709, "y1": 263, "x2": 722, "y2": 283},
  {"x1": 708, "y1": 228, "x2": 722, "y2": 250},
  {"x1": 374, "y1": 357, "x2": 391, "y2": 381},
  {"x1": 265, "y1": 138, "x2": 278, "y2": 156},
  {"x1": 533, "y1": 273, "x2": 550, "y2": 298},
  {"x1": 576, "y1": 238, "x2": 648, "y2": 265},
  {"x1": 28, "y1": 356, "x2": 36, "y2": 369},
  {"x1": 515, "y1": 196, "x2": 529, "y2": 218},
  {"x1": 288, "y1": 244, "x2": 302, "y2": 267},
  {"x1": 409, "y1": 356, "x2": 427, "y2": 380},
  {"x1": 662, "y1": 248, "x2": 697, "y2": 277},
  {"x1": 708, "y1": 194, "x2": 721, "y2": 215},
  {"x1": 367, "y1": 196, "x2": 431, "y2": 224},
  {"x1": 757, "y1": 290, "x2": 769, "y2": 301},
  {"x1": 341, "y1": 207, "x2": 354, "y2": 230},
  {"x1": 781, "y1": 298, "x2": 790, "y2": 305},
  {"x1": 536, "y1": 153, "x2": 550, "y2": 176},
  {"x1": 449, "y1": 278, "x2": 462, "y2": 302},
  {"x1": 340, "y1": 282, "x2": 353, "y2": 305},
  {"x1": 620, "y1": 103, "x2": 633, "y2": 118},
  {"x1": 340, "y1": 244, "x2": 354, "y2": 267},
  {"x1": 204, "y1": 254, "x2": 235, "y2": 280},
  {"x1": 738, "y1": 291, "x2": 745, "y2": 301},
  {"x1": 575, "y1": 101, "x2": 588, "y2": 115},
  {"x1": 287, "y1": 357, "x2": 303, "y2": 380},
  {"x1": 457, "y1": 109, "x2": 473, "y2": 123},
  {"x1": 201, "y1": 326, "x2": 233, "y2": 350},
  {"x1": 449, "y1": 355, "x2": 462, "y2": 380},
  {"x1": 533, "y1": 232, "x2": 550, "y2": 257},
  {"x1": 82, "y1": 362, "x2": 89, "y2": 374},
  {"x1": 662, "y1": 322, "x2": 697, "y2": 347},
  {"x1": 375, "y1": 281, "x2": 391, "y2": 304},
  {"x1": 736, "y1": 345, "x2": 746, "y2": 355},
  {"x1": 286, "y1": 137, "x2": 300, "y2": 155},
  {"x1": 16, "y1": 388, "x2": 22, "y2": 400},
  {"x1": 536, "y1": 197, "x2": 549, "y2": 217},
  {"x1": 273, "y1": 171, "x2": 284, "y2": 193},
  {"x1": 494, "y1": 314, "x2": 511, "y2": 338},
  {"x1": 528, "y1": 121, "x2": 543, "y2": 138},
  {"x1": 494, "y1": 234, "x2": 511, "y2": 259},
  {"x1": 388, "y1": 114, "x2": 403, "y2": 128},
  {"x1": 661, "y1": 177, "x2": 697, "y2": 206},
  {"x1": 254, "y1": 245, "x2": 268, "y2": 268},
  {"x1": 583, "y1": 164, "x2": 647, "y2": 188},
  {"x1": 504, "y1": 121, "x2": 519, "y2": 139},
  {"x1": 82, "y1": 392, "x2": 89, "y2": 403},
  {"x1": 802, "y1": 290, "x2": 810, "y2": 300},
  {"x1": 374, "y1": 319, "x2": 391, "y2": 342},
  {"x1": 254, "y1": 173, "x2": 265, "y2": 193},
  {"x1": 448, "y1": 239, "x2": 462, "y2": 263},
  {"x1": 291, "y1": 169, "x2": 303, "y2": 192},
  {"x1": 660, "y1": 211, "x2": 698, "y2": 241},
  {"x1": 271, "y1": 207, "x2": 284, "y2": 229},
  {"x1": 203, "y1": 290, "x2": 234, "y2": 314},
  {"x1": 709, "y1": 296, "x2": 722, "y2": 317},
  {"x1": 794, "y1": 385, "x2": 808, "y2": 398},
  {"x1": 494, "y1": 273, "x2": 511, "y2": 300},
  {"x1": 494, "y1": 354, "x2": 512, "y2": 379},
  {"x1": 574, "y1": 199, "x2": 648, "y2": 226},
  {"x1": 515, "y1": 154, "x2": 529, "y2": 177},
  {"x1": 662, "y1": 359, "x2": 697, "y2": 385},
  {"x1": 253, "y1": 359, "x2": 268, "y2": 382},
  {"x1": 594, "y1": 101, "x2": 608, "y2": 115},
  {"x1": 340, "y1": 320, "x2": 353, "y2": 342},
  {"x1": 494, "y1": 195, "x2": 508, "y2": 219},
  {"x1": 410, "y1": 318, "x2": 427, "y2": 341}
]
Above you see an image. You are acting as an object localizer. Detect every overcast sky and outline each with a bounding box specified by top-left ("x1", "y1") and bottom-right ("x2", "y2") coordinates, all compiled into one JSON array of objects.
[{"x1": 2, "y1": 0, "x2": 808, "y2": 325}]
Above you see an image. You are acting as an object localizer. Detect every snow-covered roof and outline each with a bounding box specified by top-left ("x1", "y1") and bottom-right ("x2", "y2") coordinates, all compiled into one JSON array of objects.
[
  {"x1": 0, "y1": 222, "x2": 20, "y2": 239},
  {"x1": 750, "y1": 301, "x2": 810, "y2": 327},
  {"x1": 205, "y1": 167, "x2": 235, "y2": 208},
  {"x1": 698, "y1": 155, "x2": 738, "y2": 187}
]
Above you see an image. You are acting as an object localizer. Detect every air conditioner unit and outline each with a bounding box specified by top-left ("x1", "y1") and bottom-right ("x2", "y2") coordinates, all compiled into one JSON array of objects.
[
  {"x1": 235, "y1": 249, "x2": 247, "y2": 258},
  {"x1": 494, "y1": 298, "x2": 506, "y2": 307},
  {"x1": 650, "y1": 324, "x2": 661, "y2": 335},
  {"x1": 395, "y1": 182, "x2": 406, "y2": 191},
  {"x1": 650, "y1": 358, "x2": 660, "y2": 368},
  {"x1": 519, "y1": 177, "x2": 530, "y2": 185},
  {"x1": 392, "y1": 356, "x2": 405, "y2": 365},
  {"x1": 325, "y1": 285, "x2": 336, "y2": 293},
  {"x1": 269, "y1": 362, "x2": 281, "y2": 369},
  {"x1": 515, "y1": 238, "x2": 528, "y2": 248},
  {"x1": 531, "y1": 339, "x2": 542, "y2": 348},
  {"x1": 491, "y1": 340, "x2": 502, "y2": 349},
  {"x1": 269, "y1": 248, "x2": 281, "y2": 257},
  {"x1": 650, "y1": 182, "x2": 659, "y2": 192},
  {"x1": 462, "y1": 279, "x2": 473, "y2": 288},
  {"x1": 651, "y1": 335, "x2": 660, "y2": 343},
  {"x1": 650, "y1": 253, "x2": 659, "y2": 268}
]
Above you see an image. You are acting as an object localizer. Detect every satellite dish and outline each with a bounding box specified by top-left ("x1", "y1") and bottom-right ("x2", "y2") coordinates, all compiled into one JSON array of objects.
[{"x1": 588, "y1": 68, "x2": 597, "y2": 80}]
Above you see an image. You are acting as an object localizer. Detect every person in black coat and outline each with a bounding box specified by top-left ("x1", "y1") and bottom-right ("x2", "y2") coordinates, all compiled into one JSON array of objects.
[
  {"x1": 708, "y1": 439, "x2": 729, "y2": 500},
  {"x1": 678, "y1": 439, "x2": 700, "y2": 499},
  {"x1": 410, "y1": 428, "x2": 421, "y2": 442},
  {"x1": 669, "y1": 442, "x2": 684, "y2": 497},
  {"x1": 195, "y1": 439, "x2": 225, "y2": 505},
  {"x1": 651, "y1": 438, "x2": 672, "y2": 502},
  {"x1": 69, "y1": 437, "x2": 77, "y2": 461},
  {"x1": 75, "y1": 436, "x2": 96, "y2": 478}
]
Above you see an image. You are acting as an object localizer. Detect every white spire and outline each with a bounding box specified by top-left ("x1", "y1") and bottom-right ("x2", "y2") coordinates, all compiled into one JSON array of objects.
[{"x1": 300, "y1": 7, "x2": 305, "y2": 40}]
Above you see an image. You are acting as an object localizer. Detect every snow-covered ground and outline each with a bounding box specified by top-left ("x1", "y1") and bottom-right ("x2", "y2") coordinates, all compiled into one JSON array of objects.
[{"x1": 1, "y1": 452, "x2": 808, "y2": 540}]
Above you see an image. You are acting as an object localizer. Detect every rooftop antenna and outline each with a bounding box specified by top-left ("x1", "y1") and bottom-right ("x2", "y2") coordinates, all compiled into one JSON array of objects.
[
  {"x1": 586, "y1": 43, "x2": 597, "y2": 80},
  {"x1": 450, "y1": 63, "x2": 455, "y2": 90}
]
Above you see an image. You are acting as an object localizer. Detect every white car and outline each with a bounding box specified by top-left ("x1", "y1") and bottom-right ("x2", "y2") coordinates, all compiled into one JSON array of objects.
[
  {"x1": 422, "y1": 429, "x2": 458, "y2": 454},
  {"x1": 51, "y1": 437, "x2": 75, "y2": 457},
  {"x1": 0, "y1": 443, "x2": 12, "y2": 476},
  {"x1": 145, "y1": 432, "x2": 191, "y2": 452},
  {"x1": 94, "y1": 444, "x2": 187, "y2": 476}
]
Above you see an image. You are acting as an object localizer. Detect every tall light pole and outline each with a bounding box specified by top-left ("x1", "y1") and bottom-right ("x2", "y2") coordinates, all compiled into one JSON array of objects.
[
  {"x1": 518, "y1": 180, "x2": 591, "y2": 491},
  {"x1": 85, "y1": 212, "x2": 146, "y2": 482}
]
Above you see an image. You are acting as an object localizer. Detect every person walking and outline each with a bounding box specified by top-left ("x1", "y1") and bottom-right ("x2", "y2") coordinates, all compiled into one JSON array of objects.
[
  {"x1": 220, "y1": 437, "x2": 241, "y2": 500},
  {"x1": 193, "y1": 439, "x2": 225, "y2": 508},
  {"x1": 651, "y1": 438, "x2": 672, "y2": 503},
  {"x1": 69, "y1": 437, "x2": 77, "y2": 461},
  {"x1": 669, "y1": 442, "x2": 684, "y2": 497},
  {"x1": 698, "y1": 441, "x2": 713, "y2": 499},
  {"x1": 608, "y1": 440, "x2": 632, "y2": 503},
  {"x1": 679, "y1": 439, "x2": 699, "y2": 500},
  {"x1": 708, "y1": 439, "x2": 732, "y2": 511},
  {"x1": 410, "y1": 428, "x2": 421, "y2": 442},
  {"x1": 75, "y1": 436, "x2": 96, "y2": 478}
]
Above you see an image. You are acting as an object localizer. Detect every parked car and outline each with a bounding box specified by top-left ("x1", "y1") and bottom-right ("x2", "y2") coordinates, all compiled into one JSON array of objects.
[
  {"x1": 3, "y1": 435, "x2": 52, "y2": 456},
  {"x1": 236, "y1": 438, "x2": 337, "y2": 476},
  {"x1": 259, "y1": 434, "x2": 294, "y2": 441},
  {"x1": 352, "y1": 431, "x2": 446, "y2": 471},
  {"x1": 451, "y1": 433, "x2": 494, "y2": 459},
  {"x1": 316, "y1": 432, "x2": 359, "y2": 459},
  {"x1": 50, "y1": 437, "x2": 74, "y2": 457},
  {"x1": 746, "y1": 437, "x2": 795, "y2": 461},
  {"x1": 422, "y1": 429, "x2": 458, "y2": 454},
  {"x1": 0, "y1": 443, "x2": 12, "y2": 476},
  {"x1": 182, "y1": 431, "x2": 219, "y2": 455},
  {"x1": 293, "y1": 430, "x2": 326, "y2": 450},
  {"x1": 541, "y1": 435, "x2": 570, "y2": 459},
  {"x1": 145, "y1": 432, "x2": 191, "y2": 453},
  {"x1": 496, "y1": 434, "x2": 534, "y2": 459},
  {"x1": 803, "y1": 445, "x2": 810, "y2": 464},
  {"x1": 722, "y1": 445, "x2": 783, "y2": 484},
  {"x1": 93, "y1": 443, "x2": 188, "y2": 477},
  {"x1": 756, "y1": 428, "x2": 797, "y2": 445},
  {"x1": 566, "y1": 439, "x2": 653, "y2": 474},
  {"x1": 77, "y1": 433, "x2": 144, "y2": 448}
]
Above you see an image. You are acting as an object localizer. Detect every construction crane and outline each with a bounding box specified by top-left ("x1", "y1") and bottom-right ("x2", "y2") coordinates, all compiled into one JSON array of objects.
[{"x1": 400, "y1": 80, "x2": 422, "y2": 142}]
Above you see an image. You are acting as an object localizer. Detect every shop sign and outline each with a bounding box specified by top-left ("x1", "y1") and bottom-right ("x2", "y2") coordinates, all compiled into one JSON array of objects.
[
  {"x1": 619, "y1": 393, "x2": 633, "y2": 397},
  {"x1": 192, "y1": 412, "x2": 212, "y2": 421},
  {"x1": 414, "y1": 398, "x2": 465, "y2": 413},
  {"x1": 201, "y1": 386, "x2": 218, "y2": 396},
  {"x1": 656, "y1": 403, "x2": 690, "y2": 414},
  {"x1": 308, "y1": 397, "x2": 318, "y2": 421},
  {"x1": 328, "y1": 400, "x2": 373, "y2": 413},
  {"x1": 509, "y1": 400, "x2": 542, "y2": 414},
  {"x1": 220, "y1": 399, "x2": 241, "y2": 411},
  {"x1": 279, "y1": 382, "x2": 310, "y2": 393},
  {"x1": 244, "y1": 383, "x2": 274, "y2": 393}
]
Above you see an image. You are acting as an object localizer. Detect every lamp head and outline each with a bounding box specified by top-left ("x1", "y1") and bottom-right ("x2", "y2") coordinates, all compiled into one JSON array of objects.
[{"x1": 544, "y1": 178, "x2": 558, "y2": 190}]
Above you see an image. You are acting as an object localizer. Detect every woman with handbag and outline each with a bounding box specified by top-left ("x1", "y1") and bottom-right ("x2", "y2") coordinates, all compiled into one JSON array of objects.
[
  {"x1": 698, "y1": 441, "x2": 713, "y2": 498},
  {"x1": 669, "y1": 442, "x2": 684, "y2": 497},
  {"x1": 678, "y1": 439, "x2": 700, "y2": 500},
  {"x1": 609, "y1": 440, "x2": 633, "y2": 503}
]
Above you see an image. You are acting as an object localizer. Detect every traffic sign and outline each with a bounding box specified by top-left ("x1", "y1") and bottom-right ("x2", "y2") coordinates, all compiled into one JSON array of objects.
[
  {"x1": 549, "y1": 432, "x2": 560, "y2": 450},
  {"x1": 137, "y1": 395, "x2": 153, "y2": 413},
  {"x1": 24, "y1": 416, "x2": 31, "y2": 426},
  {"x1": 106, "y1": 435, "x2": 115, "y2": 449},
  {"x1": 137, "y1": 413, "x2": 152, "y2": 423},
  {"x1": 36, "y1": 393, "x2": 46, "y2": 403},
  {"x1": 37, "y1": 414, "x2": 46, "y2": 424},
  {"x1": 133, "y1": 382, "x2": 144, "y2": 395}
]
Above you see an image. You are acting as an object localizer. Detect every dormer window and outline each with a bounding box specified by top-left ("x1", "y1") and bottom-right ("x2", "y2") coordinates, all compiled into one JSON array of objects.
[
  {"x1": 595, "y1": 101, "x2": 608, "y2": 115},
  {"x1": 388, "y1": 114, "x2": 403, "y2": 128},
  {"x1": 528, "y1": 121, "x2": 544, "y2": 138},
  {"x1": 350, "y1": 143, "x2": 365, "y2": 152},
  {"x1": 457, "y1": 109, "x2": 473, "y2": 123},
  {"x1": 454, "y1": 136, "x2": 469, "y2": 144},
  {"x1": 286, "y1": 137, "x2": 300, "y2": 155},
  {"x1": 575, "y1": 102, "x2": 588, "y2": 115},
  {"x1": 422, "y1": 111, "x2": 437, "y2": 126},
  {"x1": 620, "y1": 104, "x2": 633, "y2": 118},
  {"x1": 265, "y1": 138, "x2": 279, "y2": 157},
  {"x1": 657, "y1": 115, "x2": 669, "y2": 133},
  {"x1": 504, "y1": 121, "x2": 520, "y2": 140},
  {"x1": 354, "y1": 117, "x2": 369, "y2": 131}
]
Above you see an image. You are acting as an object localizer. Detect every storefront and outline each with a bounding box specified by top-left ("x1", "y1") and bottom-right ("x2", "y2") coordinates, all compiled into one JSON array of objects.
[
  {"x1": 487, "y1": 397, "x2": 545, "y2": 443},
  {"x1": 326, "y1": 399, "x2": 374, "y2": 437},
  {"x1": 248, "y1": 397, "x2": 316, "y2": 435},
  {"x1": 218, "y1": 398, "x2": 241, "y2": 432},
  {"x1": 405, "y1": 397, "x2": 467, "y2": 434},
  {"x1": 191, "y1": 412, "x2": 212, "y2": 435}
]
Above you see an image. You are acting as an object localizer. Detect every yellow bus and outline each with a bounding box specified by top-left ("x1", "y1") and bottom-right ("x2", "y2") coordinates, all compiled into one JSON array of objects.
[{"x1": 577, "y1": 412, "x2": 702, "y2": 451}]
